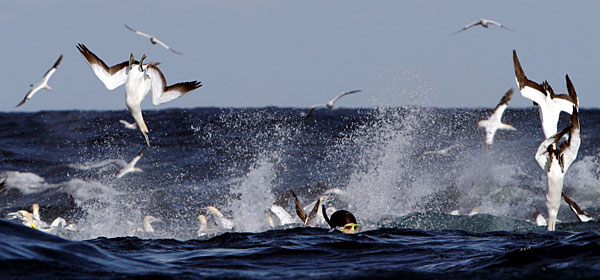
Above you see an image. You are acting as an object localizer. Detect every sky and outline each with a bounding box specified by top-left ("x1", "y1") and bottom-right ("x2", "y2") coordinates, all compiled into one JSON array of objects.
[{"x1": 2, "y1": 1, "x2": 599, "y2": 112}]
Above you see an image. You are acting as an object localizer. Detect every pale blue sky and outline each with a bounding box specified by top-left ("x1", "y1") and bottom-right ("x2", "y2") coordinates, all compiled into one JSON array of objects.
[{"x1": 2, "y1": 1, "x2": 599, "y2": 112}]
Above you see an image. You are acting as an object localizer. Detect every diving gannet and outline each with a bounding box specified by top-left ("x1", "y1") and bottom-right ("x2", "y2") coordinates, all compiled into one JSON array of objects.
[
  {"x1": 305, "y1": 90, "x2": 361, "y2": 119},
  {"x1": 77, "y1": 44, "x2": 201, "y2": 146},
  {"x1": 453, "y1": 18, "x2": 514, "y2": 34},
  {"x1": 562, "y1": 192, "x2": 593, "y2": 222},
  {"x1": 119, "y1": 120, "x2": 138, "y2": 130},
  {"x1": 125, "y1": 25, "x2": 183, "y2": 55},
  {"x1": 116, "y1": 147, "x2": 147, "y2": 179},
  {"x1": 16, "y1": 55, "x2": 63, "y2": 108},
  {"x1": 477, "y1": 88, "x2": 516, "y2": 146},
  {"x1": 535, "y1": 107, "x2": 580, "y2": 231},
  {"x1": 291, "y1": 190, "x2": 322, "y2": 226},
  {"x1": 513, "y1": 50, "x2": 578, "y2": 138}
]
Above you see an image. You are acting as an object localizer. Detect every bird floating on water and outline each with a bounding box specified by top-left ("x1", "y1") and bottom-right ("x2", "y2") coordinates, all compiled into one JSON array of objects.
[
  {"x1": 477, "y1": 88, "x2": 516, "y2": 146},
  {"x1": 305, "y1": 90, "x2": 361, "y2": 119},
  {"x1": 16, "y1": 55, "x2": 63, "y2": 108},
  {"x1": 77, "y1": 43, "x2": 202, "y2": 145},
  {"x1": 125, "y1": 24, "x2": 183, "y2": 55},
  {"x1": 453, "y1": 18, "x2": 514, "y2": 34},
  {"x1": 513, "y1": 50, "x2": 578, "y2": 138}
]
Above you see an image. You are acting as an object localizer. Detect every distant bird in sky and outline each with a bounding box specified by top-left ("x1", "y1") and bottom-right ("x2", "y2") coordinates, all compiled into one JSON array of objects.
[
  {"x1": 125, "y1": 24, "x2": 183, "y2": 55},
  {"x1": 16, "y1": 55, "x2": 63, "y2": 108},
  {"x1": 476, "y1": 88, "x2": 516, "y2": 146},
  {"x1": 119, "y1": 120, "x2": 138, "y2": 130},
  {"x1": 513, "y1": 50, "x2": 578, "y2": 139},
  {"x1": 116, "y1": 147, "x2": 147, "y2": 179},
  {"x1": 453, "y1": 18, "x2": 514, "y2": 34},
  {"x1": 305, "y1": 89, "x2": 361, "y2": 119},
  {"x1": 77, "y1": 43, "x2": 201, "y2": 146}
]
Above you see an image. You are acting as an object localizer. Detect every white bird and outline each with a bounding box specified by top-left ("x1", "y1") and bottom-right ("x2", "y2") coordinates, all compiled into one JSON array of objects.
[
  {"x1": 16, "y1": 55, "x2": 63, "y2": 107},
  {"x1": 453, "y1": 18, "x2": 514, "y2": 34},
  {"x1": 305, "y1": 90, "x2": 361, "y2": 119},
  {"x1": 477, "y1": 88, "x2": 516, "y2": 146},
  {"x1": 422, "y1": 144, "x2": 463, "y2": 156},
  {"x1": 77, "y1": 44, "x2": 201, "y2": 146},
  {"x1": 6, "y1": 210, "x2": 37, "y2": 228},
  {"x1": 205, "y1": 206, "x2": 235, "y2": 230},
  {"x1": 513, "y1": 50, "x2": 578, "y2": 138},
  {"x1": 116, "y1": 147, "x2": 147, "y2": 179},
  {"x1": 125, "y1": 24, "x2": 183, "y2": 55},
  {"x1": 562, "y1": 192, "x2": 593, "y2": 222},
  {"x1": 535, "y1": 108, "x2": 580, "y2": 231},
  {"x1": 119, "y1": 120, "x2": 138, "y2": 130},
  {"x1": 197, "y1": 214, "x2": 208, "y2": 236}
]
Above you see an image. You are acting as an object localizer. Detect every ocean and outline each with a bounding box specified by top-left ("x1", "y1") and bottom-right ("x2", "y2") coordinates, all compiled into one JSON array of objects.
[{"x1": 1, "y1": 107, "x2": 600, "y2": 279}]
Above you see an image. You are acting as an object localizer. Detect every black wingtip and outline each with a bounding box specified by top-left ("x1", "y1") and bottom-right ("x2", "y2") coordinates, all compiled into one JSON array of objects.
[{"x1": 513, "y1": 50, "x2": 526, "y2": 89}]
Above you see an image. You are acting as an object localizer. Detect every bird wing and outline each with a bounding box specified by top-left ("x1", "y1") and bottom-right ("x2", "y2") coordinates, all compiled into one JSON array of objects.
[
  {"x1": 305, "y1": 196, "x2": 322, "y2": 226},
  {"x1": 152, "y1": 38, "x2": 183, "y2": 55},
  {"x1": 145, "y1": 64, "x2": 202, "y2": 105},
  {"x1": 125, "y1": 24, "x2": 152, "y2": 39},
  {"x1": 129, "y1": 147, "x2": 147, "y2": 167},
  {"x1": 486, "y1": 19, "x2": 514, "y2": 31},
  {"x1": 489, "y1": 88, "x2": 514, "y2": 123},
  {"x1": 562, "y1": 109, "x2": 580, "y2": 170},
  {"x1": 561, "y1": 192, "x2": 590, "y2": 222},
  {"x1": 551, "y1": 75, "x2": 579, "y2": 114},
  {"x1": 41, "y1": 55, "x2": 63, "y2": 84},
  {"x1": 291, "y1": 190, "x2": 308, "y2": 224},
  {"x1": 329, "y1": 89, "x2": 362, "y2": 105},
  {"x1": 76, "y1": 44, "x2": 130, "y2": 90},
  {"x1": 453, "y1": 20, "x2": 481, "y2": 34},
  {"x1": 305, "y1": 104, "x2": 325, "y2": 119},
  {"x1": 15, "y1": 87, "x2": 41, "y2": 108},
  {"x1": 513, "y1": 50, "x2": 546, "y2": 105}
]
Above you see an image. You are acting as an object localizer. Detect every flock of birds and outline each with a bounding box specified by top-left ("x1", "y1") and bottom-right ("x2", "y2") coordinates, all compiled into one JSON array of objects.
[{"x1": 2, "y1": 17, "x2": 594, "y2": 237}]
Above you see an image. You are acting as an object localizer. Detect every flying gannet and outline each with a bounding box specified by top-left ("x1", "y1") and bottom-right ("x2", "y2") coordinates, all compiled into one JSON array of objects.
[
  {"x1": 305, "y1": 90, "x2": 361, "y2": 119},
  {"x1": 477, "y1": 88, "x2": 516, "y2": 146},
  {"x1": 116, "y1": 147, "x2": 147, "y2": 179},
  {"x1": 16, "y1": 55, "x2": 63, "y2": 108},
  {"x1": 125, "y1": 24, "x2": 183, "y2": 55},
  {"x1": 453, "y1": 18, "x2": 514, "y2": 34},
  {"x1": 535, "y1": 107, "x2": 580, "y2": 231},
  {"x1": 561, "y1": 192, "x2": 593, "y2": 222},
  {"x1": 513, "y1": 50, "x2": 578, "y2": 138},
  {"x1": 77, "y1": 44, "x2": 201, "y2": 145}
]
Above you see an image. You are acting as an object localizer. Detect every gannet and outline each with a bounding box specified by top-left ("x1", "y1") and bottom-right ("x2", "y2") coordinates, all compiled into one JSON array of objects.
[
  {"x1": 562, "y1": 192, "x2": 593, "y2": 222},
  {"x1": 535, "y1": 107, "x2": 580, "y2": 231},
  {"x1": 77, "y1": 44, "x2": 201, "y2": 146},
  {"x1": 119, "y1": 120, "x2": 138, "y2": 130},
  {"x1": 31, "y1": 203, "x2": 49, "y2": 228},
  {"x1": 453, "y1": 18, "x2": 514, "y2": 34},
  {"x1": 291, "y1": 190, "x2": 322, "y2": 226},
  {"x1": 206, "y1": 206, "x2": 234, "y2": 230},
  {"x1": 16, "y1": 55, "x2": 63, "y2": 107},
  {"x1": 116, "y1": 147, "x2": 147, "y2": 179},
  {"x1": 142, "y1": 215, "x2": 160, "y2": 233},
  {"x1": 513, "y1": 50, "x2": 578, "y2": 138},
  {"x1": 422, "y1": 144, "x2": 462, "y2": 156},
  {"x1": 477, "y1": 88, "x2": 516, "y2": 146},
  {"x1": 6, "y1": 210, "x2": 37, "y2": 228},
  {"x1": 125, "y1": 25, "x2": 183, "y2": 55},
  {"x1": 305, "y1": 90, "x2": 361, "y2": 119}
]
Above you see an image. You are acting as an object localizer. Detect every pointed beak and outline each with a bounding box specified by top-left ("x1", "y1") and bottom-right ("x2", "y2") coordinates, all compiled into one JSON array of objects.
[{"x1": 128, "y1": 53, "x2": 134, "y2": 70}]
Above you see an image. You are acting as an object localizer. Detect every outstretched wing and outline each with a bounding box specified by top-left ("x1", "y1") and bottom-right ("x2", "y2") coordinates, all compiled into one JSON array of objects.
[
  {"x1": 329, "y1": 89, "x2": 362, "y2": 105},
  {"x1": 129, "y1": 147, "x2": 147, "y2": 167},
  {"x1": 291, "y1": 190, "x2": 308, "y2": 224},
  {"x1": 487, "y1": 19, "x2": 514, "y2": 31},
  {"x1": 489, "y1": 88, "x2": 514, "y2": 123},
  {"x1": 453, "y1": 20, "x2": 481, "y2": 34},
  {"x1": 153, "y1": 38, "x2": 183, "y2": 55},
  {"x1": 145, "y1": 64, "x2": 202, "y2": 105},
  {"x1": 77, "y1": 44, "x2": 130, "y2": 90},
  {"x1": 41, "y1": 55, "x2": 63, "y2": 84},
  {"x1": 305, "y1": 104, "x2": 325, "y2": 119},
  {"x1": 125, "y1": 24, "x2": 152, "y2": 39},
  {"x1": 15, "y1": 87, "x2": 42, "y2": 108},
  {"x1": 513, "y1": 50, "x2": 546, "y2": 106}
]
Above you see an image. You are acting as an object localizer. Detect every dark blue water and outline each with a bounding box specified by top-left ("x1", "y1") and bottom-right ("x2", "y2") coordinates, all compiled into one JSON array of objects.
[{"x1": 1, "y1": 107, "x2": 600, "y2": 278}]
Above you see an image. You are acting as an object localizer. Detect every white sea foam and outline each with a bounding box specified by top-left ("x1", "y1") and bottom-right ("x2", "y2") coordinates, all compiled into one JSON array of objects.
[{"x1": 0, "y1": 171, "x2": 54, "y2": 194}]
